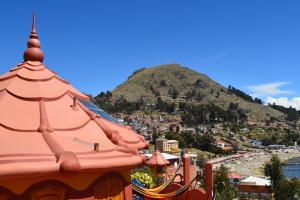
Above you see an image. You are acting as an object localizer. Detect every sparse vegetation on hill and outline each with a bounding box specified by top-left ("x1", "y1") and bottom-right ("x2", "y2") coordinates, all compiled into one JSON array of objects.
[
  {"x1": 93, "y1": 91, "x2": 143, "y2": 114},
  {"x1": 180, "y1": 102, "x2": 247, "y2": 126},
  {"x1": 111, "y1": 64, "x2": 283, "y2": 121},
  {"x1": 269, "y1": 103, "x2": 300, "y2": 122},
  {"x1": 228, "y1": 85, "x2": 263, "y2": 104}
]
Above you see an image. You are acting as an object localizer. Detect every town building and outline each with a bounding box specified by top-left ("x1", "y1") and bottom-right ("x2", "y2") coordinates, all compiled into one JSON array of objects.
[
  {"x1": 216, "y1": 140, "x2": 233, "y2": 151},
  {"x1": 156, "y1": 138, "x2": 179, "y2": 154},
  {"x1": 228, "y1": 173, "x2": 242, "y2": 185},
  {"x1": 238, "y1": 176, "x2": 272, "y2": 199}
]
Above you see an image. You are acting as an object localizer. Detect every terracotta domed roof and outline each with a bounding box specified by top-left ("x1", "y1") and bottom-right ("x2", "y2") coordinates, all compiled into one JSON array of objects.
[
  {"x1": 0, "y1": 14, "x2": 148, "y2": 178},
  {"x1": 146, "y1": 150, "x2": 170, "y2": 167}
]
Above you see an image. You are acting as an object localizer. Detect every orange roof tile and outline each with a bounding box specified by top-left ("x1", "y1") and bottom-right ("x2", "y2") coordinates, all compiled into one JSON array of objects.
[
  {"x1": 146, "y1": 150, "x2": 170, "y2": 167},
  {"x1": 228, "y1": 173, "x2": 242, "y2": 179},
  {"x1": 0, "y1": 14, "x2": 149, "y2": 178}
]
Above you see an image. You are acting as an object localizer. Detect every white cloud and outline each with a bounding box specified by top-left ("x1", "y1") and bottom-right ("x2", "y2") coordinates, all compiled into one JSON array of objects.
[
  {"x1": 266, "y1": 96, "x2": 300, "y2": 110},
  {"x1": 248, "y1": 82, "x2": 293, "y2": 97}
]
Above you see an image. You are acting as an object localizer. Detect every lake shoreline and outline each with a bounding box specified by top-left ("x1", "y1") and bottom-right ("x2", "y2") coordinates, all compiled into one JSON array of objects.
[{"x1": 229, "y1": 149, "x2": 300, "y2": 178}]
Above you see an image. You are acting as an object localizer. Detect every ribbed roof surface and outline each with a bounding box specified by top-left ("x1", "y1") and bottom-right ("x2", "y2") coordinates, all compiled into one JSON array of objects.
[
  {"x1": 0, "y1": 15, "x2": 148, "y2": 178},
  {"x1": 146, "y1": 150, "x2": 170, "y2": 167}
]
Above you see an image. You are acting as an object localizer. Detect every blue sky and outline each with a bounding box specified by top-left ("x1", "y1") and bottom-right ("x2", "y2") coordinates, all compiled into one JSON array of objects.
[{"x1": 1, "y1": 1, "x2": 300, "y2": 108}]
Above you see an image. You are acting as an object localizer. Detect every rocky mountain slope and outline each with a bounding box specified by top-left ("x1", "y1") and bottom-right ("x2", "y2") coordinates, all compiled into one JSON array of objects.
[{"x1": 112, "y1": 64, "x2": 284, "y2": 121}]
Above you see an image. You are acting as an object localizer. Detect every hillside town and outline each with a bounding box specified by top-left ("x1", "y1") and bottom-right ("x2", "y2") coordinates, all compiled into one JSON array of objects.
[{"x1": 108, "y1": 109, "x2": 300, "y2": 199}]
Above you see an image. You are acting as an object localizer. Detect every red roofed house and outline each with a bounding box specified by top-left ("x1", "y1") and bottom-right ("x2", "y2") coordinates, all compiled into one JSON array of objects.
[
  {"x1": 0, "y1": 15, "x2": 148, "y2": 200},
  {"x1": 228, "y1": 173, "x2": 242, "y2": 185},
  {"x1": 238, "y1": 176, "x2": 271, "y2": 199}
]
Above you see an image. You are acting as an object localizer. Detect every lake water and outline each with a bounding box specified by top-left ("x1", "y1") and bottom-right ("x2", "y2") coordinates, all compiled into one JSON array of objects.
[{"x1": 283, "y1": 165, "x2": 300, "y2": 179}]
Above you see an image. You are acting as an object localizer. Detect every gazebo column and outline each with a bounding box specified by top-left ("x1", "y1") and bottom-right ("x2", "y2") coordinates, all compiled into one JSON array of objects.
[
  {"x1": 205, "y1": 162, "x2": 213, "y2": 200},
  {"x1": 183, "y1": 155, "x2": 190, "y2": 185},
  {"x1": 124, "y1": 183, "x2": 133, "y2": 200}
]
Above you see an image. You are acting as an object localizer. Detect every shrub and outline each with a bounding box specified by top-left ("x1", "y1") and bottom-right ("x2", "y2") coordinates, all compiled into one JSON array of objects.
[
  {"x1": 131, "y1": 171, "x2": 155, "y2": 188},
  {"x1": 131, "y1": 167, "x2": 163, "y2": 188}
]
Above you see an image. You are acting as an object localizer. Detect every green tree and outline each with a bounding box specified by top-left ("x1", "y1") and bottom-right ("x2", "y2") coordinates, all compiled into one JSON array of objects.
[
  {"x1": 152, "y1": 132, "x2": 161, "y2": 144},
  {"x1": 150, "y1": 85, "x2": 160, "y2": 97},
  {"x1": 185, "y1": 89, "x2": 196, "y2": 99},
  {"x1": 214, "y1": 165, "x2": 236, "y2": 200},
  {"x1": 156, "y1": 97, "x2": 175, "y2": 113},
  {"x1": 195, "y1": 135, "x2": 215, "y2": 152},
  {"x1": 181, "y1": 131, "x2": 195, "y2": 148},
  {"x1": 264, "y1": 155, "x2": 283, "y2": 190},
  {"x1": 264, "y1": 155, "x2": 298, "y2": 200},
  {"x1": 160, "y1": 79, "x2": 167, "y2": 86},
  {"x1": 165, "y1": 131, "x2": 186, "y2": 148},
  {"x1": 168, "y1": 88, "x2": 179, "y2": 99},
  {"x1": 196, "y1": 152, "x2": 208, "y2": 169}
]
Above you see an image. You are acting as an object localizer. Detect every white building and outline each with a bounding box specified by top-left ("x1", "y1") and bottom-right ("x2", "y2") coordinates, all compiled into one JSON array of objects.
[{"x1": 156, "y1": 138, "x2": 179, "y2": 154}]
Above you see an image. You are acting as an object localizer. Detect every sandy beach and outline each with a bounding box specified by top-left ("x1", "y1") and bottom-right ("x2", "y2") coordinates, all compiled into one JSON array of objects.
[{"x1": 223, "y1": 149, "x2": 300, "y2": 177}]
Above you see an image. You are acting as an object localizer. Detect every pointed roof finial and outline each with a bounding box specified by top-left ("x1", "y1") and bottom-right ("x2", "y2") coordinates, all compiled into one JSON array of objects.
[
  {"x1": 31, "y1": 12, "x2": 37, "y2": 36},
  {"x1": 23, "y1": 12, "x2": 44, "y2": 63}
]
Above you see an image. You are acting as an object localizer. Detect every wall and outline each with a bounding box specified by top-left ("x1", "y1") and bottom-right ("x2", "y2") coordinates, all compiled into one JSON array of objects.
[{"x1": 0, "y1": 171, "x2": 132, "y2": 200}]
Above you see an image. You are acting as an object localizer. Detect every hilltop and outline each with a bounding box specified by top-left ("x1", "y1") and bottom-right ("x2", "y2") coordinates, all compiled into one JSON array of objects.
[{"x1": 112, "y1": 64, "x2": 283, "y2": 121}]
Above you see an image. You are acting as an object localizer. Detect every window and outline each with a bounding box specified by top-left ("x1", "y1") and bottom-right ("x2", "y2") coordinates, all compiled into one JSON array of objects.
[{"x1": 79, "y1": 99, "x2": 121, "y2": 124}]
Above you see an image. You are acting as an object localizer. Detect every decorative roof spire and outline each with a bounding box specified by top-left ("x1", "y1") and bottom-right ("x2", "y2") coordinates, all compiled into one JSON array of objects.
[{"x1": 23, "y1": 13, "x2": 44, "y2": 63}]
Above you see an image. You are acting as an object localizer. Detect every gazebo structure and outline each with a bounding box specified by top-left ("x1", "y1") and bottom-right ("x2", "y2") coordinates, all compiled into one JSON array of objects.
[
  {"x1": 146, "y1": 150, "x2": 170, "y2": 174},
  {"x1": 0, "y1": 15, "x2": 148, "y2": 200}
]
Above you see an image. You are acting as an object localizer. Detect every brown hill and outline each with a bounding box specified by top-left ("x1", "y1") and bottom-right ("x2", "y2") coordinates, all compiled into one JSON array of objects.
[{"x1": 112, "y1": 64, "x2": 284, "y2": 121}]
